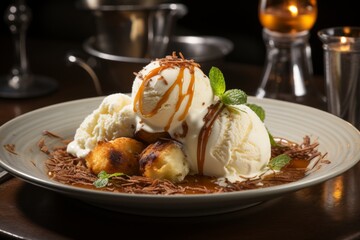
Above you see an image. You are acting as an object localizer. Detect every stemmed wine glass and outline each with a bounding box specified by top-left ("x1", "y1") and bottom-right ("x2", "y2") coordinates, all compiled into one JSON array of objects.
[
  {"x1": 256, "y1": 0, "x2": 325, "y2": 109},
  {"x1": 0, "y1": 0, "x2": 57, "y2": 98}
]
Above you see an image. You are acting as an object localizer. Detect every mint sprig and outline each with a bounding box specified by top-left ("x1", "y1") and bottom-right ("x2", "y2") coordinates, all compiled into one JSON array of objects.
[
  {"x1": 209, "y1": 66, "x2": 226, "y2": 96},
  {"x1": 268, "y1": 154, "x2": 291, "y2": 170},
  {"x1": 209, "y1": 66, "x2": 278, "y2": 147},
  {"x1": 93, "y1": 170, "x2": 125, "y2": 188},
  {"x1": 246, "y1": 103, "x2": 265, "y2": 122},
  {"x1": 209, "y1": 67, "x2": 247, "y2": 105},
  {"x1": 222, "y1": 89, "x2": 247, "y2": 105},
  {"x1": 267, "y1": 130, "x2": 278, "y2": 147},
  {"x1": 246, "y1": 103, "x2": 278, "y2": 146}
]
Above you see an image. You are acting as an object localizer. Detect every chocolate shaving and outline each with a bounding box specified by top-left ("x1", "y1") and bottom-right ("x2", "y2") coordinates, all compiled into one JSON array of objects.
[
  {"x1": 38, "y1": 138, "x2": 49, "y2": 154},
  {"x1": 42, "y1": 130, "x2": 62, "y2": 139},
  {"x1": 42, "y1": 134, "x2": 329, "y2": 195},
  {"x1": 4, "y1": 144, "x2": 17, "y2": 155}
]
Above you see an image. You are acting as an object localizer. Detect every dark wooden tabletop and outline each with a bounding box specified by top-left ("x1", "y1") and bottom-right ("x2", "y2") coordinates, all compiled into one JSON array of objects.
[{"x1": 0, "y1": 37, "x2": 360, "y2": 240}]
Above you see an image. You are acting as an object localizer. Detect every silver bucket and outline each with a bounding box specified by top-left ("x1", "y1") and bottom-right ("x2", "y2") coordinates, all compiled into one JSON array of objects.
[
  {"x1": 77, "y1": 0, "x2": 188, "y2": 58},
  {"x1": 66, "y1": 35, "x2": 233, "y2": 96}
]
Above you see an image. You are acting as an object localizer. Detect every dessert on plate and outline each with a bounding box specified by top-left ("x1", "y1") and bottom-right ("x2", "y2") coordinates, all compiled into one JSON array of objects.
[{"x1": 44, "y1": 52, "x2": 327, "y2": 195}]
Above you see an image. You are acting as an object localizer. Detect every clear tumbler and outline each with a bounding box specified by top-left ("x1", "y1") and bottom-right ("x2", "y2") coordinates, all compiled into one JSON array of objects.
[{"x1": 318, "y1": 26, "x2": 360, "y2": 129}]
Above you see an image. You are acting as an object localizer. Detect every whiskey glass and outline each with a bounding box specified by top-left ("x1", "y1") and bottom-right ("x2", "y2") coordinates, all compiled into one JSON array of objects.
[{"x1": 256, "y1": 0, "x2": 325, "y2": 108}]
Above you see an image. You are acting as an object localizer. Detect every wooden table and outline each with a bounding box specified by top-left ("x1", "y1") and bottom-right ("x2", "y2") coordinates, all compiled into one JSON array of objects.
[{"x1": 1, "y1": 37, "x2": 360, "y2": 240}]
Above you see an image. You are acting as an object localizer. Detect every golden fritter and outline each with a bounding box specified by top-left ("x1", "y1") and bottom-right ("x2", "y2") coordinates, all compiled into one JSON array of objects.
[
  {"x1": 139, "y1": 139, "x2": 189, "y2": 183},
  {"x1": 85, "y1": 137, "x2": 145, "y2": 175}
]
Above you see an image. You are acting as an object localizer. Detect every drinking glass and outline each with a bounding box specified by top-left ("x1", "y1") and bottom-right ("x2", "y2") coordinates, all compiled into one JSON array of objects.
[
  {"x1": 318, "y1": 27, "x2": 360, "y2": 129},
  {"x1": 0, "y1": 0, "x2": 57, "y2": 98},
  {"x1": 256, "y1": 0, "x2": 325, "y2": 109}
]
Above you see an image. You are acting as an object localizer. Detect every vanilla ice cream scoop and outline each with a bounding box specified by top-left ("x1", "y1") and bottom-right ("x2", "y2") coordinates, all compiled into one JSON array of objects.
[
  {"x1": 67, "y1": 93, "x2": 136, "y2": 158},
  {"x1": 132, "y1": 54, "x2": 214, "y2": 134},
  {"x1": 179, "y1": 102, "x2": 271, "y2": 183}
]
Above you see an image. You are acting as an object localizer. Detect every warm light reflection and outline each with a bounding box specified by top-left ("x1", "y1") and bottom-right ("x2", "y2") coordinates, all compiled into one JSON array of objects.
[
  {"x1": 86, "y1": 0, "x2": 97, "y2": 9},
  {"x1": 294, "y1": 166, "x2": 360, "y2": 222},
  {"x1": 322, "y1": 176, "x2": 344, "y2": 221},
  {"x1": 288, "y1": 4, "x2": 298, "y2": 17},
  {"x1": 13, "y1": 105, "x2": 22, "y2": 117},
  {"x1": 332, "y1": 177, "x2": 344, "y2": 201},
  {"x1": 343, "y1": 26, "x2": 351, "y2": 34},
  {"x1": 130, "y1": 15, "x2": 145, "y2": 41},
  {"x1": 293, "y1": 64, "x2": 306, "y2": 96},
  {"x1": 339, "y1": 37, "x2": 351, "y2": 51},
  {"x1": 340, "y1": 36, "x2": 347, "y2": 44},
  {"x1": 323, "y1": 176, "x2": 344, "y2": 206}
]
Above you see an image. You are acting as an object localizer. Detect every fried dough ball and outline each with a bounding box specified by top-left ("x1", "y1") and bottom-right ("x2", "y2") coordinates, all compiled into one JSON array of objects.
[
  {"x1": 85, "y1": 137, "x2": 145, "y2": 175},
  {"x1": 139, "y1": 139, "x2": 189, "y2": 183}
]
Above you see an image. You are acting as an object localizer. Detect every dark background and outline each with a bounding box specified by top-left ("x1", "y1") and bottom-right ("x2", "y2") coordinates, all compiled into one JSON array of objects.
[{"x1": 0, "y1": 0, "x2": 358, "y2": 76}]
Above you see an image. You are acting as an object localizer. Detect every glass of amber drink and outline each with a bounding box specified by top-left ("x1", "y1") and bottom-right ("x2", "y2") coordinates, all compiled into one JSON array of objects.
[
  {"x1": 259, "y1": 0, "x2": 317, "y2": 33},
  {"x1": 256, "y1": 0, "x2": 324, "y2": 109}
]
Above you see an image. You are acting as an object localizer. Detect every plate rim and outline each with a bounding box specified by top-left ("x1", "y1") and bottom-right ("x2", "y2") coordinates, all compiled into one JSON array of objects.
[{"x1": 0, "y1": 96, "x2": 359, "y2": 215}]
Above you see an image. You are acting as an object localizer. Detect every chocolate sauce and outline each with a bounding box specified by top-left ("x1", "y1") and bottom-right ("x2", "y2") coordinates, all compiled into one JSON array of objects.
[{"x1": 197, "y1": 101, "x2": 225, "y2": 175}]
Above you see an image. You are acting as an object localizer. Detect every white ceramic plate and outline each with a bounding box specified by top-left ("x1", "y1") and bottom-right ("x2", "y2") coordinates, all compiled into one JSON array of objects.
[{"x1": 0, "y1": 96, "x2": 359, "y2": 217}]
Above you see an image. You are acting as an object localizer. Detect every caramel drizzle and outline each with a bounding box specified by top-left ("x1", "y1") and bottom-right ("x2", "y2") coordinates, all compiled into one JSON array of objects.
[
  {"x1": 133, "y1": 53, "x2": 198, "y2": 132},
  {"x1": 197, "y1": 101, "x2": 225, "y2": 175}
]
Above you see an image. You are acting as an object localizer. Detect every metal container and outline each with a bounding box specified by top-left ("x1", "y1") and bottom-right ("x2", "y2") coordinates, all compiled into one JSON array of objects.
[
  {"x1": 76, "y1": 0, "x2": 187, "y2": 58},
  {"x1": 67, "y1": 35, "x2": 233, "y2": 95}
]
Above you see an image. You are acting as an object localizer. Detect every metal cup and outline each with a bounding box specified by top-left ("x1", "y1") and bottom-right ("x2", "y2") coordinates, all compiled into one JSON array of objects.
[
  {"x1": 77, "y1": 0, "x2": 187, "y2": 58},
  {"x1": 318, "y1": 26, "x2": 360, "y2": 129}
]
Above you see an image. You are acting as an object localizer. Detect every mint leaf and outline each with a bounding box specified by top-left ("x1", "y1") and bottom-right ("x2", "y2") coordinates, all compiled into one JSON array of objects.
[
  {"x1": 209, "y1": 66, "x2": 226, "y2": 97},
  {"x1": 246, "y1": 103, "x2": 278, "y2": 146},
  {"x1": 93, "y1": 178, "x2": 109, "y2": 188},
  {"x1": 221, "y1": 89, "x2": 247, "y2": 105},
  {"x1": 93, "y1": 170, "x2": 125, "y2": 188},
  {"x1": 246, "y1": 103, "x2": 278, "y2": 147},
  {"x1": 267, "y1": 129, "x2": 278, "y2": 147},
  {"x1": 268, "y1": 154, "x2": 291, "y2": 170},
  {"x1": 246, "y1": 103, "x2": 265, "y2": 122},
  {"x1": 97, "y1": 170, "x2": 108, "y2": 179},
  {"x1": 227, "y1": 102, "x2": 269, "y2": 132}
]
